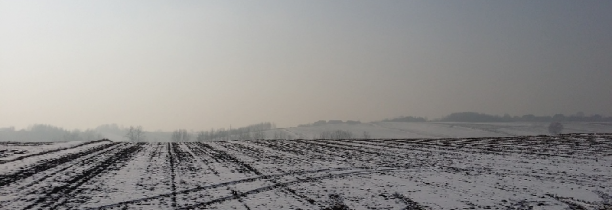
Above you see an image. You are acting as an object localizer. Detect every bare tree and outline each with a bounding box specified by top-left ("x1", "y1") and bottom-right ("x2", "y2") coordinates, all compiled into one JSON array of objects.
[
  {"x1": 196, "y1": 131, "x2": 207, "y2": 142},
  {"x1": 274, "y1": 130, "x2": 290, "y2": 140},
  {"x1": 362, "y1": 131, "x2": 371, "y2": 139},
  {"x1": 125, "y1": 126, "x2": 145, "y2": 142},
  {"x1": 172, "y1": 129, "x2": 191, "y2": 142},
  {"x1": 192, "y1": 123, "x2": 275, "y2": 141},
  {"x1": 252, "y1": 130, "x2": 266, "y2": 140},
  {"x1": 548, "y1": 122, "x2": 563, "y2": 135},
  {"x1": 319, "y1": 130, "x2": 353, "y2": 140}
]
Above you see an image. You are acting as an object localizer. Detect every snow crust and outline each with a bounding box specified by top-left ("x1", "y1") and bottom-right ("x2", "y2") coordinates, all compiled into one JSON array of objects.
[{"x1": 0, "y1": 134, "x2": 611, "y2": 209}]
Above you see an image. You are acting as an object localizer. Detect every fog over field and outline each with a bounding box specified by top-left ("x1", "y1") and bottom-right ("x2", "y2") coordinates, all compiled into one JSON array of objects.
[
  {"x1": 1, "y1": 1, "x2": 612, "y2": 132},
  {"x1": 2, "y1": 2, "x2": 612, "y2": 208}
]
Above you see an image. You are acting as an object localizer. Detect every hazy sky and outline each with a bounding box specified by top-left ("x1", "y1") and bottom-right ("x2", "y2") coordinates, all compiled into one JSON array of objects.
[{"x1": 1, "y1": 1, "x2": 611, "y2": 131}]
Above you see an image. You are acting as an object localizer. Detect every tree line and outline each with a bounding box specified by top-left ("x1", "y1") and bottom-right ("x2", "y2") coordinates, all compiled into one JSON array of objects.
[
  {"x1": 298, "y1": 120, "x2": 361, "y2": 127},
  {"x1": 171, "y1": 122, "x2": 275, "y2": 142},
  {"x1": 437, "y1": 112, "x2": 612, "y2": 122},
  {"x1": 382, "y1": 112, "x2": 612, "y2": 123},
  {"x1": 0, "y1": 124, "x2": 104, "y2": 142}
]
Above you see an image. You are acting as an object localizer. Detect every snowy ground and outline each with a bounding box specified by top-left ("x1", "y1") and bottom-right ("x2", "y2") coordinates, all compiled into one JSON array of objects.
[
  {"x1": 0, "y1": 140, "x2": 108, "y2": 162},
  {"x1": 0, "y1": 134, "x2": 611, "y2": 209}
]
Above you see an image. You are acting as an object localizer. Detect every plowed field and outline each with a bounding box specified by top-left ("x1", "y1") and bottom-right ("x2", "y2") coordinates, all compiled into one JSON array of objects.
[{"x1": 1, "y1": 134, "x2": 611, "y2": 209}]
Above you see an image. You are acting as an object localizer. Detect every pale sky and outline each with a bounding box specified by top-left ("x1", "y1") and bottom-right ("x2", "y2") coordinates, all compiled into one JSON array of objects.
[{"x1": 1, "y1": 1, "x2": 611, "y2": 131}]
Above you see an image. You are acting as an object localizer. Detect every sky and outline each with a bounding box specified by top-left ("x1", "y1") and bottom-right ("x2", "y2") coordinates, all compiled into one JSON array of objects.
[{"x1": 1, "y1": 0, "x2": 611, "y2": 131}]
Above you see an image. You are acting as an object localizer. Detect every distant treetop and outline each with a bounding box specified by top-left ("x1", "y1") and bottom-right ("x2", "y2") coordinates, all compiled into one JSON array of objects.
[
  {"x1": 381, "y1": 116, "x2": 427, "y2": 122},
  {"x1": 437, "y1": 112, "x2": 612, "y2": 122}
]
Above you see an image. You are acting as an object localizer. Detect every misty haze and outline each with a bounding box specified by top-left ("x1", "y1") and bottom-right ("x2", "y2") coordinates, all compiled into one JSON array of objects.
[{"x1": 1, "y1": 1, "x2": 611, "y2": 209}]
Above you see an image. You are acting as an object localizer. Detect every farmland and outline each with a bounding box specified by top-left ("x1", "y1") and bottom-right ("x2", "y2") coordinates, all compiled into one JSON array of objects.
[{"x1": 1, "y1": 134, "x2": 611, "y2": 209}]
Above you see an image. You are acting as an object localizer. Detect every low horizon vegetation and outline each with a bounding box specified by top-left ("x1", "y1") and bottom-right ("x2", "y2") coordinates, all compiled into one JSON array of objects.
[{"x1": 1, "y1": 112, "x2": 611, "y2": 142}]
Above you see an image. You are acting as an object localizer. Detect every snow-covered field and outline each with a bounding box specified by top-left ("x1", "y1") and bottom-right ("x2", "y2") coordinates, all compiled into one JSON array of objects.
[
  {"x1": 1, "y1": 134, "x2": 611, "y2": 209},
  {"x1": 0, "y1": 140, "x2": 107, "y2": 162}
]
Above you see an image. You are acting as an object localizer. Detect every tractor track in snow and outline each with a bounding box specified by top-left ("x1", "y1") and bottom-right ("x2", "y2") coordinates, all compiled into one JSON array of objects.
[
  {"x1": 90, "y1": 166, "x2": 403, "y2": 209},
  {"x1": 0, "y1": 142, "x2": 118, "y2": 187},
  {"x1": 197, "y1": 142, "x2": 262, "y2": 175},
  {"x1": 21, "y1": 143, "x2": 145, "y2": 210},
  {"x1": 12, "y1": 142, "x2": 123, "y2": 192},
  {"x1": 0, "y1": 134, "x2": 610, "y2": 210},
  {"x1": 176, "y1": 167, "x2": 401, "y2": 209},
  {"x1": 167, "y1": 142, "x2": 178, "y2": 208},
  {"x1": 0, "y1": 139, "x2": 112, "y2": 164}
]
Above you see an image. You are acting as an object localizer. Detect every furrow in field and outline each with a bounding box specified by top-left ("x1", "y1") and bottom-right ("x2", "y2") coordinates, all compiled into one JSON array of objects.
[
  {"x1": 339, "y1": 139, "x2": 493, "y2": 158},
  {"x1": 175, "y1": 143, "x2": 219, "y2": 180},
  {"x1": 294, "y1": 140, "x2": 423, "y2": 168},
  {"x1": 177, "y1": 167, "x2": 403, "y2": 209},
  {"x1": 0, "y1": 139, "x2": 112, "y2": 164},
  {"x1": 0, "y1": 142, "x2": 123, "y2": 199},
  {"x1": 90, "y1": 166, "x2": 377, "y2": 209},
  {"x1": 215, "y1": 141, "x2": 335, "y2": 209},
  {"x1": 252, "y1": 139, "x2": 368, "y2": 167},
  {"x1": 7, "y1": 143, "x2": 144, "y2": 210},
  {"x1": 377, "y1": 137, "x2": 597, "y2": 158},
  {"x1": 248, "y1": 140, "x2": 325, "y2": 161},
  {"x1": 183, "y1": 142, "x2": 220, "y2": 175},
  {"x1": 167, "y1": 142, "x2": 178, "y2": 208},
  {"x1": 31, "y1": 143, "x2": 143, "y2": 209},
  {"x1": 0, "y1": 141, "x2": 118, "y2": 187},
  {"x1": 0, "y1": 134, "x2": 610, "y2": 209},
  {"x1": 172, "y1": 142, "x2": 228, "y2": 207},
  {"x1": 197, "y1": 142, "x2": 262, "y2": 176},
  {"x1": 69, "y1": 143, "x2": 174, "y2": 210},
  {"x1": 225, "y1": 140, "x2": 332, "y2": 173},
  {"x1": 214, "y1": 141, "x2": 313, "y2": 174}
]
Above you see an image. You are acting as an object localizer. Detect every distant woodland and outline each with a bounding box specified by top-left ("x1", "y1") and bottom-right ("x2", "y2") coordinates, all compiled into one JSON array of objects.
[
  {"x1": 435, "y1": 112, "x2": 612, "y2": 122},
  {"x1": 0, "y1": 124, "x2": 103, "y2": 142},
  {"x1": 0, "y1": 123, "x2": 276, "y2": 142},
  {"x1": 300, "y1": 112, "x2": 612, "y2": 125},
  {"x1": 1, "y1": 112, "x2": 610, "y2": 142}
]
